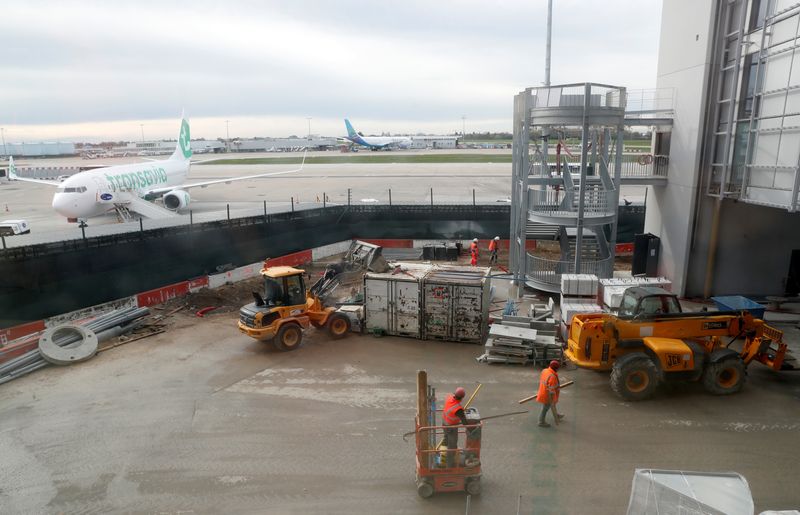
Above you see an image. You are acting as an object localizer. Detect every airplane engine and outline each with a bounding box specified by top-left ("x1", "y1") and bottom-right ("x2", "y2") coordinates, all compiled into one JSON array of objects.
[{"x1": 163, "y1": 189, "x2": 191, "y2": 210}]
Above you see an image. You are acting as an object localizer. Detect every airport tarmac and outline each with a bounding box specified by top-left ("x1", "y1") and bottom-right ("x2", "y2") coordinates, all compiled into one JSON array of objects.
[
  {"x1": 0, "y1": 308, "x2": 798, "y2": 514},
  {"x1": 0, "y1": 152, "x2": 647, "y2": 246}
]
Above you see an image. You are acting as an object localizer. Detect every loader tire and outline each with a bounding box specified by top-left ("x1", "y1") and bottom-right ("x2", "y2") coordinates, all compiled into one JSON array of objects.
[
  {"x1": 702, "y1": 355, "x2": 746, "y2": 395},
  {"x1": 610, "y1": 353, "x2": 659, "y2": 401},
  {"x1": 273, "y1": 323, "x2": 303, "y2": 352},
  {"x1": 327, "y1": 313, "x2": 350, "y2": 339}
]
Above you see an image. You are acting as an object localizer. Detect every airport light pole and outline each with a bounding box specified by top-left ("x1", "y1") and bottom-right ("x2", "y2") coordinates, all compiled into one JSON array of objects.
[{"x1": 225, "y1": 120, "x2": 230, "y2": 152}]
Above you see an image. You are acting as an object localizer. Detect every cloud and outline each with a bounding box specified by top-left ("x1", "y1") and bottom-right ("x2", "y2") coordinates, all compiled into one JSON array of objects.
[{"x1": 0, "y1": 0, "x2": 662, "y2": 140}]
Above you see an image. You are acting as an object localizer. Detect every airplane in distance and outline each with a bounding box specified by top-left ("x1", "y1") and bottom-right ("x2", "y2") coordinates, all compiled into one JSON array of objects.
[
  {"x1": 344, "y1": 119, "x2": 412, "y2": 150},
  {"x1": 8, "y1": 116, "x2": 306, "y2": 223}
]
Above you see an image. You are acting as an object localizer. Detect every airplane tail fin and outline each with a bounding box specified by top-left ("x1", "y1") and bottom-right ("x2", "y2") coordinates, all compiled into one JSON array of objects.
[
  {"x1": 170, "y1": 115, "x2": 192, "y2": 161},
  {"x1": 7, "y1": 156, "x2": 17, "y2": 181},
  {"x1": 344, "y1": 119, "x2": 359, "y2": 139}
]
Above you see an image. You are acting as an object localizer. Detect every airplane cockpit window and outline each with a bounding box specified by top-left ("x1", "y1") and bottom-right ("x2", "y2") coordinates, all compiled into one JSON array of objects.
[{"x1": 58, "y1": 186, "x2": 88, "y2": 193}]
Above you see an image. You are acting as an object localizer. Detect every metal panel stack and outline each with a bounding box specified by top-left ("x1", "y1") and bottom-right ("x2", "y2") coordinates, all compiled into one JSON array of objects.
[
  {"x1": 559, "y1": 274, "x2": 604, "y2": 341},
  {"x1": 478, "y1": 303, "x2": 561, "y2": 365},
  {"x1": 598, "y1": 277, "x2": 673, "y2": 310}
]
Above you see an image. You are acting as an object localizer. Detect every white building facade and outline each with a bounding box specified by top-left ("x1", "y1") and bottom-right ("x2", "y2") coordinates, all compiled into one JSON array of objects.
[{"x1": 647, "y1": 0, "x2": 800, "y2": 297}]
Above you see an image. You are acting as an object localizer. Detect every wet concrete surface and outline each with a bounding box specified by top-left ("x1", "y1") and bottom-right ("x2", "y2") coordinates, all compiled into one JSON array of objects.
[{"x1": 1, "y1": 312, "x2": 799, "y2": 514}]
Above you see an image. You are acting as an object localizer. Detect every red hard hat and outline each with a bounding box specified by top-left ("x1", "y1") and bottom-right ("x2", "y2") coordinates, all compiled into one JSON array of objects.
[
  {"x1": 454, "y1": 387, "x2": 466, "y2": 399},
  {"x1": 550, "y1": 360, "x2": 561, "y2": 370}
]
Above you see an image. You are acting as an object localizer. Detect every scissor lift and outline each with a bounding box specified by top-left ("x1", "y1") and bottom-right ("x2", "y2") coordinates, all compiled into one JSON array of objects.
[{"x1": 413, "y1": 370, "x2": 482, "y2": 498}]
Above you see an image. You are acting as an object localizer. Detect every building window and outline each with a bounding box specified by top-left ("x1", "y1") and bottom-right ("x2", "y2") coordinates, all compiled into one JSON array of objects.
[{"x1": 748, "y1": 0, "x2": 769, "y2": 32}]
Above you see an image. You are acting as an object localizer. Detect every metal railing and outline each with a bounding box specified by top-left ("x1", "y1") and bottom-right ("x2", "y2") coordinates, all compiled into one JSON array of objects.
[
  {"x1": 0, "y1": 188, "x2": 512, "y2": 250},
  {"x1": 528, "y1": 154, "x2": 669, "y2": 180},
  {"x1": 527, "y1": 187, "x2": 616, "y2": 219},
  {"x1": 530, "y1": 83, "x2": 626, "y2": 110},
  {"x1": 625, "y1": 88, "x2": 675, "y2": 114},
  {"x1": 525, "y1": 252, "x2": 614, "y2": 288}
]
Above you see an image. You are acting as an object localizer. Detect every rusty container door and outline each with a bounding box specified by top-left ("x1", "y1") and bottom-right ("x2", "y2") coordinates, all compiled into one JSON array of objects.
[
  {"x1": 364, "y1": 268, "x2": 424, "y2": 338},
  {"x1": 394, "y1": 279, "x2": 421, "y2": 337},
  {"x1": 423, "y1": 282, "x2": 453, "y2": 340},
  {"x1": 453, "y1": 284, "x2": 485, "y2": 342},
  {"x1": 422, "y1": 266, "x2": 491, "y2": 344},
  {"x1": 364, "y1": 276, "x2": 391, "y2": 335}
]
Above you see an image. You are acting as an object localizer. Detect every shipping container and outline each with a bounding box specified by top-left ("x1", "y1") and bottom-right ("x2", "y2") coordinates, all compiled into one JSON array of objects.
[
  {"x1": 422, "y1": 266, "x2": 491, "y2": 344},
  {"x1": 364, "y1": 263, "x2": 431, "y2": 338},
  {"x1": 364, "y1": 264, "x2": 491, "y2": 343}
]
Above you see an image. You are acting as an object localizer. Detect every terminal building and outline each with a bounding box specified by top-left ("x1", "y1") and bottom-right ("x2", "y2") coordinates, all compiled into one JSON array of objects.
[
  {"x1": 0, "y1": 142, "x2": 76, "y2": 157},
  {"x1": 647, "y1": 0, "x2": 800, "y2": 297}
]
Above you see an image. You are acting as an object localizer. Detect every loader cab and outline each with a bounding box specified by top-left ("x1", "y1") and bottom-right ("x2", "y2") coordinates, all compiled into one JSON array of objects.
[
  {"x1": 261, "y1": 267, "x2": 307, "y2": 308},
  {"x1": 618, "y1": 286, "x2": 682, "y2": 319}
]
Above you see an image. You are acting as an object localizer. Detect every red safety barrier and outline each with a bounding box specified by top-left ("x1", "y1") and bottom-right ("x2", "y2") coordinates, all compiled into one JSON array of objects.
[
  {"x1": 0, "y1": 320, "x2": 46, "y2": 348},
  {"x1": 264, "y1": 249, "x2": 313, "y2": 268},
  {"x1": 616, "y1": 243, "x2": 634, "y2": 255},
  {"x1": 0, "y1": 334, "x2": 41, "y2": 364},
  {"x1": 136, "y1": 281, "x2": 191, "y2": 308},
  {"x1": 188, "y1": 276, "x2": 209, "y2": 291}
]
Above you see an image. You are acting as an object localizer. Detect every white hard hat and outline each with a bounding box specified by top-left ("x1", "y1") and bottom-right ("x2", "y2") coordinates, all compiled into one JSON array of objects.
[
  {"x1": 473, "y1": 238, "x2": 478, "y2": 242},
  {"x1": 494, "y1": 236, "x2": 500, "y2": 240}
]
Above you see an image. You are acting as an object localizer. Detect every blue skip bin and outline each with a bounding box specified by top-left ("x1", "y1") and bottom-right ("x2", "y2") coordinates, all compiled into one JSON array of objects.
[{"x1": 711, "y1": 295, "x2": 766, "y2": 319}]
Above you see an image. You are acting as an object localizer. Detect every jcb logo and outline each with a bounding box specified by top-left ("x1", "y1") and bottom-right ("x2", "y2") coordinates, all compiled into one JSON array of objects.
[{"x1": 666, "y1": 354, "x2": 682, "y2": 368}]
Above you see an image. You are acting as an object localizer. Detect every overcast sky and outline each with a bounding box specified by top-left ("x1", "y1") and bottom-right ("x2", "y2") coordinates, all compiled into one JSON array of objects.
[{"x1": 0, "y1": 0, "x2": 662, "y2": 142}]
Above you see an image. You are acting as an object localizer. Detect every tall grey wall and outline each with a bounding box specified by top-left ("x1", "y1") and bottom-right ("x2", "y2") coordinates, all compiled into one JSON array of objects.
[
  {"x1": 645, "y1": 0, "x2": 718, "y2": 296},
  {"x1": 685, "y1": 198, "x2": 800, "y2": 297}
]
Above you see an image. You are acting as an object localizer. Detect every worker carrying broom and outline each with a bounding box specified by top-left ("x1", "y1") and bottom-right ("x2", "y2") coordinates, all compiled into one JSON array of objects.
[
  {"x1": 488, "y1": 236, "x2": 500, "y2": 265},
  {"x1": 469, "y1": 238, "x2": 479, "y2": 266},
  {"x1": 536, "y1": 360, "x2": 565, "y2": 428},
  {"x1": 442, "y1": 387, "x2": 468, "y2": 466}
]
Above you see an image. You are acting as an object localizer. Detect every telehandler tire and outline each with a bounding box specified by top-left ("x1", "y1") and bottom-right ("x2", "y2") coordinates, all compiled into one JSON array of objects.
[
  {"x1": 273, "y1": 323, "x2": 303, "y2": 352},
  {"x1": 610, "y1": 352, "x2": 659, "y2": 401},
  {"x1": 327, "y1": 313, "x2": 350, "y2": 339},
  {"x1": 702, "y1": 354, "x2": 746, "y2": 395}
]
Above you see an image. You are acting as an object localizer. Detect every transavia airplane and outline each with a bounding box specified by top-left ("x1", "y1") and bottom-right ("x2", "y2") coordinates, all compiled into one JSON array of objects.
[
  {"x1": 8, "y1": 116, "x2": 305, "y2": 223},
  {"x1": 344, "y1": 119, "x2": 412, "y2": 150}
]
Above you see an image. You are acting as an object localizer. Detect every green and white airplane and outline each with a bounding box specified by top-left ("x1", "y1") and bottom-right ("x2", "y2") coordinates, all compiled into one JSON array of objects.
[{"x1": 8, "y1": 116, "x2": 305, "y2": 222}]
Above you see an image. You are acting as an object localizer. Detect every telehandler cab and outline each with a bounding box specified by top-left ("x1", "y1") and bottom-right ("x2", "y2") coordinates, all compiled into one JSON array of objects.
[{"x1": 566, "y1": 287, "x2": 792, "y2": 400}]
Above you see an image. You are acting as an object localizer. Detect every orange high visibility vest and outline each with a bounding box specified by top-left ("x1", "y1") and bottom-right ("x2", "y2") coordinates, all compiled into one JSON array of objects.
[
  {"x1": 442, "y1": 394, "x2": 464, "y2": 426},
  {"x1": 536, "y1": 368, "x2": 559, "y2": 404},
  {"x1": 488, "y1": 240, "x2": 498, "y2": 252}
]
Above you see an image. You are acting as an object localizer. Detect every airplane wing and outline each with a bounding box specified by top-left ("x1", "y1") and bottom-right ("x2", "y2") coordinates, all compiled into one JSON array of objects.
[
  {"x1": 7, "y1": 157, "x2": 61, "y2": 186},
  {"x1": 9, "y1": 175, "x2": 61, "y2": 186},
  {"x1": 144, "y1": 151, "x2": 308, "y2": 196}
]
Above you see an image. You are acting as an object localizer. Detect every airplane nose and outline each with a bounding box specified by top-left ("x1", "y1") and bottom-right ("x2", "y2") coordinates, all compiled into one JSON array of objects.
[{"x1": 52, "y1": 193, "x2": 76, "y2": 218}]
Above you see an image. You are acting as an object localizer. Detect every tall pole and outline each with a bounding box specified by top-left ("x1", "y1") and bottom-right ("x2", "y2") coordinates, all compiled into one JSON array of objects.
[
  {"x1": 545, "y1": 0, "x2": 552, "y2": 88},
  {"x1": 0, "y1": 128, "x2": 6, "y2": 157},
  {"x1": 461, "y1": 115, "x2": 466, "y2": 137},
  {"x1": 306, "y1": 117, "x2": 312, "y2": 141},
  {"x1": 225, "y1": 120, "x2": 230, "y2": 152},
  {"x1": 140, "y1": 124, "x2": 145, "y2": 143}
]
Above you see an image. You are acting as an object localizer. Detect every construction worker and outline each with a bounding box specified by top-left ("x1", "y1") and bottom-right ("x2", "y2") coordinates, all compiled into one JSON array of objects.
[
  {"x1": 488, "y1": 236, "x2": 500, "y2": 265},
  {"x1": 536, "y1": 360, "x2": 564, "y2": 428},
  {"x1": 469, "y1": 238, "x2": 479, "y2": 266},
  {"x1": 442, "y1": 387, "x2": 468, "y2": 467}
]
